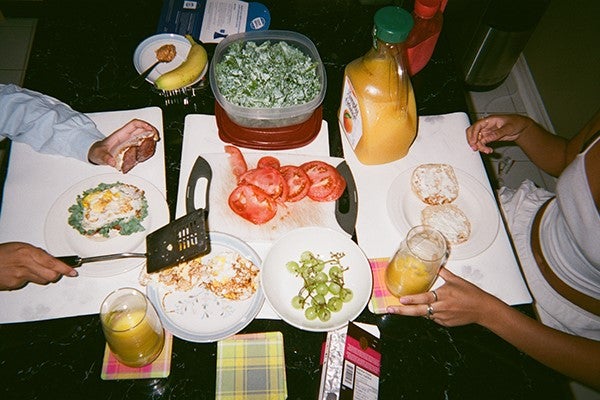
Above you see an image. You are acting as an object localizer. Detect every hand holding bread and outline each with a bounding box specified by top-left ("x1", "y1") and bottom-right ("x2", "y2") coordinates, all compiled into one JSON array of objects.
[{"x1": 88, "y1": 118, "x2": 160, "y2": 173}]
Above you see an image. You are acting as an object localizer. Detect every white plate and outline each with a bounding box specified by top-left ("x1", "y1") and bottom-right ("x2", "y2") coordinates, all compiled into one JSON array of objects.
[
  {"x1": 133, "y1": 33, "x2": 208, "y2": 87},
  {"x1": 261, "y1": 227, "x2": 372, "y2": 332},
  {"x1": 387, "y1": 166, "x2": 500, "y2": 260},
  {"x1": 146, "y1": 231, "x2": 264, "y2": 343},
  {"x1": 44, "y1": 174, "x2": 169, "y2": 277}
]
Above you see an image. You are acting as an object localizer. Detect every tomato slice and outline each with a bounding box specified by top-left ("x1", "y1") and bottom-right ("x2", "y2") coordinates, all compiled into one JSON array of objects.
[
  {"x1": 279, "y1": 165, "x2": 310, "y2": 202},
  {"x1": 228, "y1": 184, "x2": 278, "y2": 224},
  {"x1": 257, "y1": 156, "x2": 281, "y2": 170},
  {"x1": 239, "y1": 166, "x2": 288, "y2": 201},
  {"x1": 224, "y1": 145, "x2": 248, "y2": 180},
  {"x1": 301, "y1": 161, "x2": 346, "y2": 202}
]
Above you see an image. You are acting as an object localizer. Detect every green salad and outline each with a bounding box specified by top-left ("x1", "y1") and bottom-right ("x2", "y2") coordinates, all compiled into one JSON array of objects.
[{"x1": 215, "y1": 40, "x2": 321, "y2": 108}]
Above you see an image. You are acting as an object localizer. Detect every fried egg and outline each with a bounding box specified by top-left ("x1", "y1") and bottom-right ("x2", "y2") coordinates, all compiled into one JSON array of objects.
[{"x1": 69, "y1": 182, "x2": 148, "y2": 237}]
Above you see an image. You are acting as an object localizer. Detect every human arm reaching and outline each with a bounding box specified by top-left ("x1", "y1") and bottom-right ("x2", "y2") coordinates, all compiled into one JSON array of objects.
[
  {"x1": 0, "y1": 84, "x2": 159, "y2": 172},
  {"x1": 465, "y1": 113, "x2": 594, "y2": 177},
  {"x1": 0, "y1": 242, "x2": 78, "y2": 290},
  {"x1": 387, "y1": 268, "x2": 600, "y2": 389}
]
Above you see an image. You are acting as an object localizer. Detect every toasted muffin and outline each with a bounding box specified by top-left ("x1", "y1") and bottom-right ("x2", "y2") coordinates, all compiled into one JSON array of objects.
[
  {"x1": 411, "y1": 163, "x2": 459, "y2": 205},
  {"x1": 421, "y1": 204, "x2": 471, "y2": 245}
]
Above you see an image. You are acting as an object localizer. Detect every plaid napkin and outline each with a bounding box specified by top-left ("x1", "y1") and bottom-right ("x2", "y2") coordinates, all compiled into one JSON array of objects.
[
  {"x1": 216, "y1": 331, "x2": 287, "y2": 400},
  {"x1": 369, "y1": 257, "x2": 401, "y2": 314},
  {"x1": 101, "y1": 332, "x2": 173, "y2": 380}
]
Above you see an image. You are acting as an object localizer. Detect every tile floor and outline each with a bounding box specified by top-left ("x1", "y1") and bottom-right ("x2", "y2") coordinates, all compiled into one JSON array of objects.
[{"x1": 1, "y1": 15, "x2": 598, "y2": 400}]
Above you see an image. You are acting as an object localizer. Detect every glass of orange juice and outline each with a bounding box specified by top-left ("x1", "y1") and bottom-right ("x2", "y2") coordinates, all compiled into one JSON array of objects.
[
  {"x1": 385, "y1": 225, "x2": 448, "y2": 298},
  {"x1": 100, "y1": 287, "x2": 165, "y2": 368}
]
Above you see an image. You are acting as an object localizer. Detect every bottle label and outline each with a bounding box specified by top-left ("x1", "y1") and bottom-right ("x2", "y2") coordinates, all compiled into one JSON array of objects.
[{"x1": 339, "y1": 76, "x2": 362, "y2": 150}]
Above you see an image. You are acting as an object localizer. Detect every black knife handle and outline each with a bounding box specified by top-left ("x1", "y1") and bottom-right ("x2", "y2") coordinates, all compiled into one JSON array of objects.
[
  {"x1": 186, "y1": 156, "x2": 212, "y2": 214},
  {"x1": 56, "y1": 255, "x2": 83, "y2": 267},
  {"x1": 335, "y1": 161, "x2": 359, "y2": 237}
]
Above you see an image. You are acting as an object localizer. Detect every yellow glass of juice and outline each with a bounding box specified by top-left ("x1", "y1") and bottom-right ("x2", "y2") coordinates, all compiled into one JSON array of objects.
[
  {"x1": 100, "y1": 288, "x2": 165, "y2": 368},
  {"x1": 385, "y1": 225, "x2": 448, "y2": 297}
]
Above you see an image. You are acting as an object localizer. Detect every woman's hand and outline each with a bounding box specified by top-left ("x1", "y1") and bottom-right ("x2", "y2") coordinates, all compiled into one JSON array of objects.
[
  {"x1": 386, "y1": 267, "x2": 504, "y2": 327},
  {"x1": 87, "y1": 119, "x2": 159, "y2": 167},
  {"x1": 466, "y1": 114, "x2": 533, "y2": 154},
  {"x1": 0, "y1": 242, "x2": 77, "y2": 290}
]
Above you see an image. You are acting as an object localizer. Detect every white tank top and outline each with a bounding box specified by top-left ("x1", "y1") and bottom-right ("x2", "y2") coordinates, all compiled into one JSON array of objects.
[{"x1": 540, "y1": 133, "x2": 600, "y2": 299}]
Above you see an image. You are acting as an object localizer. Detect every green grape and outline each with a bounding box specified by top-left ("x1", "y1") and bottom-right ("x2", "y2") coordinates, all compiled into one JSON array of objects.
[
  {"x1": 316, "y1": 282, "x2": 329, "y2": 296},
  {"x1": 305, "y1": 306, "x2": 317, "y2": 320},
  {"x1": 291, "y1": 295, "x2": 304, "y2": 309},
  {"x1": 327, "y1": 297, "x2": 343, "y2": 312},
  {"x1": 300, "y1": 251, "x2": 313, "y2": 263},
  {"x1": 312, "y1": 293, "x2": 326, "y2": 305},
  {"x1": 315, "y1": 272, "x2": 328, "y2": 283},
  {"x1": 286, "y1": 261, "x2": 300, "y2": 274},
  {"x1": 314, "y1": 261, "x2": 325, "y2": 272},
  {"x1": 340, "y1": 288, "x2": 354, "y2": 303},
  {"x1": 318, "y1": 307, "x2": 331, "y2": 322},
  {"x1": 328, "y1": 266, "x2": 342, "y2": 279},
  {"x1": 328, "y1": 282, "x2": 341, "y2": 295}
]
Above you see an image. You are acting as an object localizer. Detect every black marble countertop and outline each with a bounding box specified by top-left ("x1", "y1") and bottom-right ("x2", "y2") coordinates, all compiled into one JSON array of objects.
[{"x1": 0, "y1": 0, "x2": 570, "y2": 399}]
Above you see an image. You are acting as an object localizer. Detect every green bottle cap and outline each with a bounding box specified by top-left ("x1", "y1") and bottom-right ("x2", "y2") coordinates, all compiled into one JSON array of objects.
[{"x1": 373, "y1": 6, "x2": 414, "y2": 43}]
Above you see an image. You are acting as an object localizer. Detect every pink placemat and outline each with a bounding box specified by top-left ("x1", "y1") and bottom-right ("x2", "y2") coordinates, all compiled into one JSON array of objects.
[
  {"x1": 369, "y1": 257, "x2": 401, "y2": 314},
  {"x1": 101, "y1": 332, "x2": 173, "y2": 380}
]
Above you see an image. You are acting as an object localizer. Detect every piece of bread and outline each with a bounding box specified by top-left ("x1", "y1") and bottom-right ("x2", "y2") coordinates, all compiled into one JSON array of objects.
[
  {"x1": 421, "y1": 204, "x2": 471, "y2": 245},
  {"x1": 113, "y1": 130, "x2": 159, "y2": 173},
  {"x1": 411, "y1": 163, "x2": 459, "y2": 205}
]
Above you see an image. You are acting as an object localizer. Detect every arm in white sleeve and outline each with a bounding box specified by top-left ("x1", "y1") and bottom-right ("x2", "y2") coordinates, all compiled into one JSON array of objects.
[{"x1": 0, "y1": 84, "x2": 105, "y2": 162}]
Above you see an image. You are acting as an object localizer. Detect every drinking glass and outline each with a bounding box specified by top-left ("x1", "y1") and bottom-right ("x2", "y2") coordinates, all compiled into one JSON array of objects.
[
  {"x1": 385, "y1": 225, "x2": 448, "y2": 297},
  {"x1": 100, "y1": 287, "x2": 165, "y2": 367}
]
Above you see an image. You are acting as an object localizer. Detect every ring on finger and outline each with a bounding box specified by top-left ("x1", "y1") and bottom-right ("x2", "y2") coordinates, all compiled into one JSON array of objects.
[
  {"x1": 426, "y1": 304, "x2": 434, "y2": 319},
  {"x1": 431, "y1": 290, "x2": 438, "y2": 302}
]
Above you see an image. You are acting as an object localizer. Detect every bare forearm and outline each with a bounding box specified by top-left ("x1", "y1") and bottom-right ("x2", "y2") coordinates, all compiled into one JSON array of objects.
[
  {"x1": 513, "y1": 118, "x2": 570, "y2": 177},
  {"x1": 481, "y1": 300, "x2": 600, "y2": 389}
]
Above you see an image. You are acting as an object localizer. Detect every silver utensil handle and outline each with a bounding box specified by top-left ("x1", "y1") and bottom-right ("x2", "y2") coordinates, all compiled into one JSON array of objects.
[{"x1": 57, "y1": 253, "x2": 146, "y2": 267}]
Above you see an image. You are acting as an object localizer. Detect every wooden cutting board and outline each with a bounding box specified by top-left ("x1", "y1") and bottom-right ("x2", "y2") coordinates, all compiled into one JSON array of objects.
[{"x1": 189, "y1": 152, "x2": 350, "y2": 243}]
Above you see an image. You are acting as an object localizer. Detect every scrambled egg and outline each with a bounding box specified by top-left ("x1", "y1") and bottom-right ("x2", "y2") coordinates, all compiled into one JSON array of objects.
[
  {"x1": 142, "y1": 251, "x2": 259, "y2": 301},
  {"x1": 203, "y1": 252, "x2": 260, "y2": 300}
]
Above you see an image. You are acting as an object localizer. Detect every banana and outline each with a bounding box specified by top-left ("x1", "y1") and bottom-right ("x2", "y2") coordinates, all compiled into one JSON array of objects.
[{"x1": 155, "y1": 34, "x2": 208, "y2": 91}]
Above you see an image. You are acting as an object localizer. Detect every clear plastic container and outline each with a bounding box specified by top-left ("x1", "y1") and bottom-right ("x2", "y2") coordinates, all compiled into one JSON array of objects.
[
  {"x1": 338, "y1": 6, "x2": 417, "y2": 165},
  {"x1": 210, "y1": 30, "x2": 326, "y2": 129}
]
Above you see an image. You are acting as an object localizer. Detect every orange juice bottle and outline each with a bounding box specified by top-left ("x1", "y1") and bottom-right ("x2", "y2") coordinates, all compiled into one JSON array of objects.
[{"x1": 339, "y1": 6, "x2": 417, "y2": 165}]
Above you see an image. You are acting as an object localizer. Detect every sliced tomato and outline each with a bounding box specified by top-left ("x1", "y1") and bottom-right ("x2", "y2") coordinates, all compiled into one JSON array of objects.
[
  {"x1": 257, "y1": 155, "x2": 281, "y2": 170},
  {"x1": 228, "y1": 184, "x2": 278, "y2": 224},
  {"x1": 301, "y1": 161, "x2": 346, "y2": 202},
  {"x1": 279, "y1": 165, "x2": 310, "y2": 202},
  {"x1": 224, "y1": 145, "x2": 248, "y2": 180},
  {"x1": 239, "y1": 166, "x2": 288, "y2": 201}
]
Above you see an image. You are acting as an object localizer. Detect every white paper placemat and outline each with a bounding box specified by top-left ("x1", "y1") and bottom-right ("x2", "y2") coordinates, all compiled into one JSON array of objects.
[
  {"x1": 0, "y1": 107, "x2": 166, "y2": 323},
  {"x1": 341, "y1": 112, "x2": 532, "y2": 306}
]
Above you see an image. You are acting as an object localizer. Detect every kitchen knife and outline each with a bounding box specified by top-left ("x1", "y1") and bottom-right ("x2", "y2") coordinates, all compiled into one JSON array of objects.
[
  {"x1": 186, "y1": 155, "x2": 212, "y2": 215},
  {"x1": 335, "y1": 161, "x2": 358, "y2": 236}
]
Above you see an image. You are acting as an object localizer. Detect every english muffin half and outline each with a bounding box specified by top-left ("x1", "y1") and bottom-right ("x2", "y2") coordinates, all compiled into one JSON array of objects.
[{"x1": 411, "y1": 163, "x2": 459, "y2": 205}]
